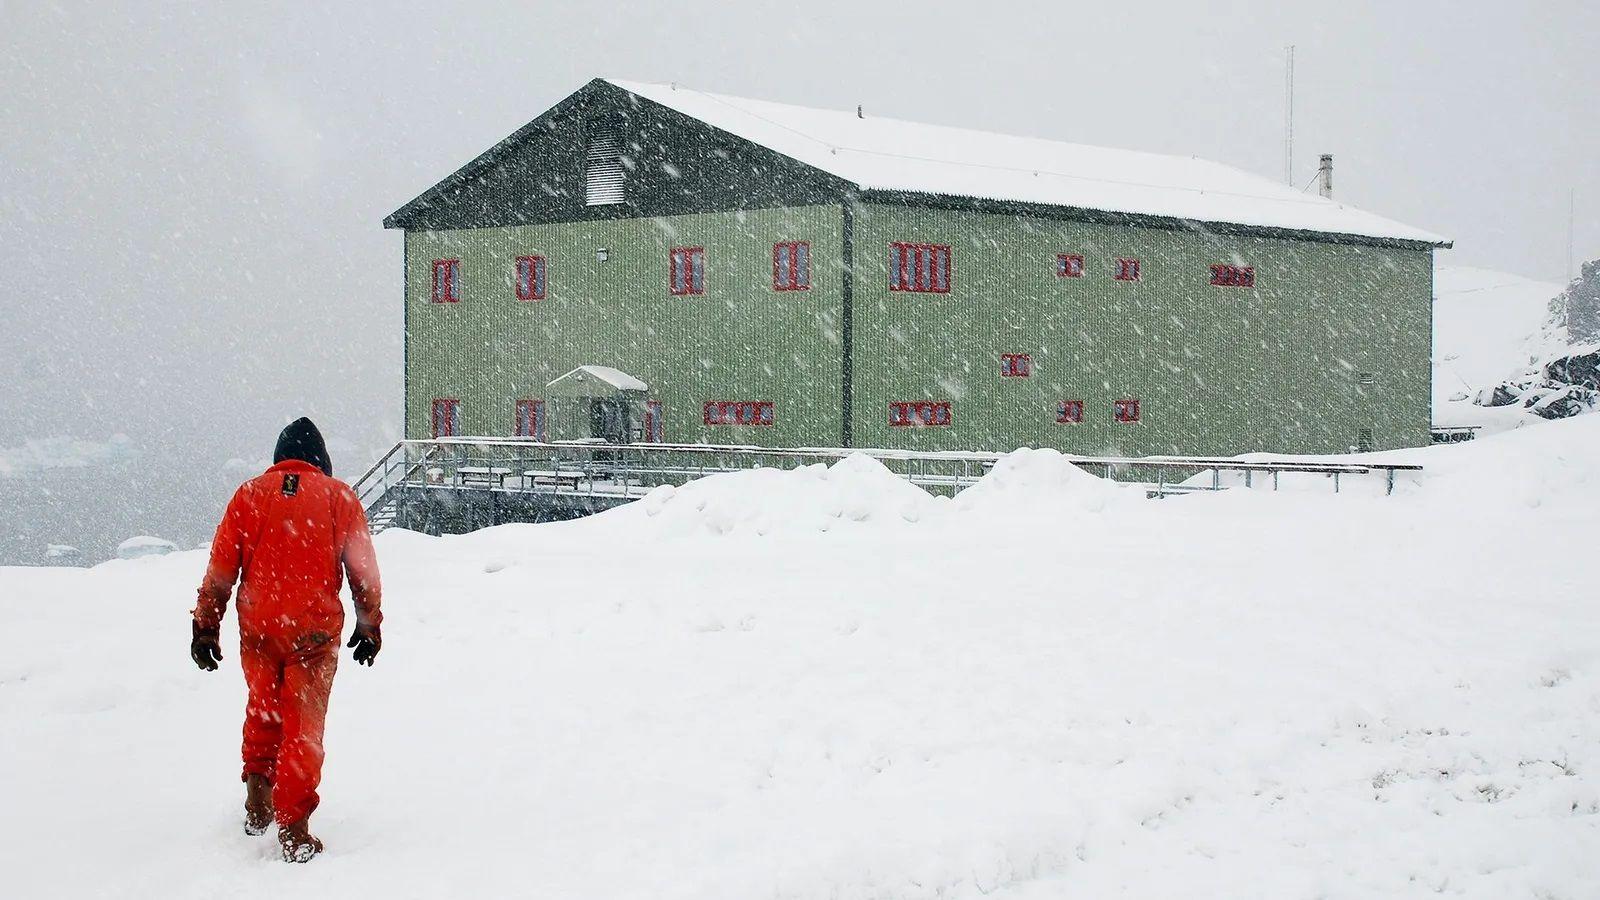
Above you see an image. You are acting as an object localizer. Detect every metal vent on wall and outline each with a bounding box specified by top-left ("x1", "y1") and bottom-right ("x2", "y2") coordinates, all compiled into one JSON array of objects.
[{"x1": 585, "y1": 127, "x2": 625, "y2": 206}]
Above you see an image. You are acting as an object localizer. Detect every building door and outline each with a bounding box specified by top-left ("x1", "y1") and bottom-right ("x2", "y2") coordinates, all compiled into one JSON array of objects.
[{"x1": 589, "y1": 398, "x2": 628, "y2": 443}]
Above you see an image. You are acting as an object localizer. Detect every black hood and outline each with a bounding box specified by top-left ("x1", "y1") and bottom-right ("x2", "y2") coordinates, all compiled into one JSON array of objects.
[{"x1": 273, "y1": 417, "x2": 332, "y2": 477}]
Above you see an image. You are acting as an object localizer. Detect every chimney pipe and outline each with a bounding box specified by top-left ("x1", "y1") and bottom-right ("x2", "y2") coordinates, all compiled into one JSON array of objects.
[
  {"x1": 856, "y1": 104, "x2": 863, "y2": 119},
  {"x1": 1317, "y1": 154, "x2": 1334, "y2": 199}
]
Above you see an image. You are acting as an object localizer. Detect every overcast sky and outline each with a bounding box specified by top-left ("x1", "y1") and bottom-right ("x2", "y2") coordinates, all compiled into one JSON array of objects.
[{"x1": 2, "y1": 0, "x2": 1596, "y2": 486}]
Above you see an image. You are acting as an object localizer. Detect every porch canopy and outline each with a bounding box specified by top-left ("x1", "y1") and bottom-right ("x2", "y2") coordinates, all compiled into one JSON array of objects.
[{"x1": 544, "y1": 365, "x2": 648, "y2": 398}]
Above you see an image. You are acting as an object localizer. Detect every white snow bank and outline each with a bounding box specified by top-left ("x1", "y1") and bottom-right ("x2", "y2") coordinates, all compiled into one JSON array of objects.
[
  {"x1": 115, "y1": 535, "x2": 179, "y2": 559},
  {"x1": 1431, "y1": 263, "x2": 1562, "y2": 430},
  {"x1": 952, "y1": 446, "x2": 1135, "y2": 516},
  {"x1": 596, "y1": 452, "x2": 939, "y2": 537},
  {"x1": 3, "y1": 421, "x2": 1599, "y2": 898}
]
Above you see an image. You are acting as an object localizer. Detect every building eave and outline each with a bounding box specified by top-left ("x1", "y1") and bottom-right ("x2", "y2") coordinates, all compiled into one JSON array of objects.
[{"x1": 855, "y1": 189, "x2": 1452, "y2": 251}]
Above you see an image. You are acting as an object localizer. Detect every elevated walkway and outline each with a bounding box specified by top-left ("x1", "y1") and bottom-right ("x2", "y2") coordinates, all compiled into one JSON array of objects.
[{"x1": 352, "y1": 439, "x2": 1423, "y2": 536}]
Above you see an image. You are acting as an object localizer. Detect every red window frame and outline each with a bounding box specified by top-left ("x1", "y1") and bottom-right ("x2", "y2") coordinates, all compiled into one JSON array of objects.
[
  {"x1": 1114, "y1": 257, "x2": 1141, "y2": 282},
  {"x1": 1056, "y1": 254, "x2": 1084, "y2": 278},
  {"x1": 1209, "y1": 263, "x2": 1255, "y2": 287},
  {"x1": 643, "y1": 400, "x2": 664, "y2": 442},
  {"x1": 703, "y1": 401, "x2": 774, "y2": 426},
  {"x1": 1114, "y1": 399, "x2": 1141, "y2": 424},
  {"x1": 514, "y1": 255, "x2": 546, "y2": 301},
  {"x1": 889, "y1": 242, "x2": 952, "y2": 293},
  {"x1": 888, "y1": 401, "x2": 953, "y2": 427},
  {"x1": 430, "y1": 259, "x2": 461, "y2": 303},
  {"x1": 772, "y1": 241, "x2": 812, "y2": 292},
  {"x1": 670, "y1": 246, "x2": 705, "y2": 295},
  {"x1": 1001, "y1": 353, "x2": 1032, "y2": 378},
  {"x1": 514, "y1": 399, "x2": 546, "y2": 439},
  {"x1": 1056, "y1": 400, "x2": 1084, "y2": 424},
  {"x1": 431, "y1": 398, "x2": 461, "y2": 438}
]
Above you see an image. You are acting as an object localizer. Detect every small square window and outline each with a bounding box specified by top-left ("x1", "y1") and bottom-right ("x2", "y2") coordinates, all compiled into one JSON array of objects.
[
  {"x1": 1056, "y1": 254, "x2": 1084, "y2": 278},
  {"x1": 773, "y1": 241, "x2": 811, "y2": 291},
  {"x1": 1056, "y1": 400, "x2": 1084, "y2": 424},
  {"x1": 643, "y1": 400, "x2": 664, "y2": 442},
  {"x1": 514, "y1": 255, "x2": 546, "y2": 301},
  {"x1": 1209, "y1": 263, "x2": 1255, "y2": 288},
  {"x1": 514, "y1": 399, "x2": 546, "y2": 439},
  {"x1": 889, "y1": 242, "x2": 952, "y2": 293},
  {"x1": 1000, "y1": 354, "x2": 1032, "y2": 377},
  {"x1": 670, "y1": 247, "x2": 705, "y2": 295},
  {"x1": 1114, "y1": 399, "x2": 1141, "y2": 424},
  {"x1": 431, "y1": 398, "x2": 461, "y2": 437},
  {"x1": 889, "y1": 401, "x2": 952, "y2": 427},
  {"x1": 1114, "y1": 258, "x2": 1141, "y2": 282},
  {"x1": 703, "y1": 400, "x2": 773, "y2": 426},
  {"x1": 430, "y1": 259, "x2": 461, "y2": 303}
]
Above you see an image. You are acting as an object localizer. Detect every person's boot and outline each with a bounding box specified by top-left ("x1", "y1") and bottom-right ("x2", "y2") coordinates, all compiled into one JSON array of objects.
[
  {"x1": 243, "y1": 774, "x2": 273, "y2": 836},
  {"x1": 277, "y1": 817, "x2": 324, "y2": 863}
]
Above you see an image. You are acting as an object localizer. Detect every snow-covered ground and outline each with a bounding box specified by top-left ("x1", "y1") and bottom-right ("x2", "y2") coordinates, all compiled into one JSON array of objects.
[
  {"x1": 1432, "y1": 264, "x2": 1562, "y2": 431},
  {"x1": 3, "y1": 417, "x2": 1598, "y2": 898}
]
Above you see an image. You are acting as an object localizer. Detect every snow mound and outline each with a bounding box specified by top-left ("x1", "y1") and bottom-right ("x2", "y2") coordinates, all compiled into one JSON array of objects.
[
  {"x1": 953, "y1": 447, "x2": 1133, "y2": 516},
  {"x1": 3, "y1": 417, "x2": 1600, "y2": 897},
  {"x1": 115, "y1": 535, "x2": 178, "y2": 559},
  {"x1": 600, "y1": 453, "x2": 938, "y2": 537}
]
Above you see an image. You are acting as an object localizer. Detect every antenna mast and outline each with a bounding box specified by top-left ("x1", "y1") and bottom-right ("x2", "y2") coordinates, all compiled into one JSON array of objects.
[
  {"x1": 1284, "y1": 45, "x2": 1296, "y2": 185},
  {"x1": 1568, "y1": 189, "x2": 1576, "y2": 282}
]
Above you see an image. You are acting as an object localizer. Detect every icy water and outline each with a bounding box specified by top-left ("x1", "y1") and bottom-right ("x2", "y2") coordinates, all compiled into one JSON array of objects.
[{"x1": 0, "y1": 463, "x2": 239, "y2": 566}]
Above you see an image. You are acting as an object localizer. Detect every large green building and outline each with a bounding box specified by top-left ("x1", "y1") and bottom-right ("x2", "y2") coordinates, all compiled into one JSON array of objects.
[{"x1": 385, "y1": 78, "x2": 1449, "y2": 457}]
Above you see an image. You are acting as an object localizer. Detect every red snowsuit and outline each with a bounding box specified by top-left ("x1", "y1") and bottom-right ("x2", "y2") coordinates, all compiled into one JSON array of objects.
[{"x1": 193, "y1": 459, "x2": 382, "y2": 826}]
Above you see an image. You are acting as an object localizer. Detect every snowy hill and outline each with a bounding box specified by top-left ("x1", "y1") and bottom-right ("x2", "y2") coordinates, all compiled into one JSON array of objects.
[
  {"x1": 4, "y1": 420, "x2": 1599, "y2": 897},
  {"x1": 1432, "y1": 263, "x2": 1561, "y2": 427}
]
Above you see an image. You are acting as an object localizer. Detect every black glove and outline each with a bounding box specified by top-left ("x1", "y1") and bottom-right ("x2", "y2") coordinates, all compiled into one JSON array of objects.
[
  {"x1": 191, "y1": 621, "x2": 223, "y2": 671},
  {"x1": 347, "y1": 622, "x2": 381, "y2": 666}
]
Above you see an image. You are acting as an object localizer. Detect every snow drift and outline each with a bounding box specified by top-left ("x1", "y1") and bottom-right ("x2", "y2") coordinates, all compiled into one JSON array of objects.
[{"x1": 2, "y1": 420, "x2": 1598, "y2": 898}]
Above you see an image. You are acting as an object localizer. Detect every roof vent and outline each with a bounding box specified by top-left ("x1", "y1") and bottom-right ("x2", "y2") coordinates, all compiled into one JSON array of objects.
[{"x1": 585, "y1": 125, "x2": 625, "y2": 207}]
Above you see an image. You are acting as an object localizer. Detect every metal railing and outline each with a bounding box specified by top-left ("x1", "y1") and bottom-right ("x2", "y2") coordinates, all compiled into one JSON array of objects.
[{"x1": 352, "y1": 439, "x2": 1424, "y2": 530}]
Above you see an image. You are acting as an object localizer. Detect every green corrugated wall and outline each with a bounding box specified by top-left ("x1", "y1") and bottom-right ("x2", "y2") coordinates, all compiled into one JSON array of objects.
[
  {"x1": 404, "y1": 203, "x2": 1432, "y2": 455},
  {"x1": 849, "y1": 204, "x2": 1432, "y2": 455},
  {"x1": 404, "y1": 205, "x2": 845, "y2": 446}
]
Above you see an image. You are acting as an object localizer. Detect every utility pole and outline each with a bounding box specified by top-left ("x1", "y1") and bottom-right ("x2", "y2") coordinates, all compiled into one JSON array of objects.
[{"x1": 1284, "y1": 45, "x2": 1296, "y2": 185}]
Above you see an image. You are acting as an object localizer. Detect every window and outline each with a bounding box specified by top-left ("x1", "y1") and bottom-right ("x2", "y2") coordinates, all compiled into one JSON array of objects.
[
  {"x1": 1056, "y1": 254, "x2": 1084, "y2": 278},
  {"x1": 643, "y1": 400, "x2": 664, "y2": 442},
  {"x1": 773, "y1": 241, "x2": 811, "y2": 291},
  {"x1": 703, "y1": 401, "x2": 774, "y2": 426},
  {"x1": 1114, "y1": 258, "x2": 1141, "y2": 282},
  {"x1": 889, "y1": 242, "x2": 952, "y2": 293},
  {"x1": 889, "y1": 401, "x2": 952, "y2": 427},
  {"x1": 670, "y1": 247, "x2": 705, "y2": 295},
  {"x1": 1000, "y1": 353, "x2": 1032, "y2": 377},
  {"x1": 514, "y1": 400, "x2": 546, "y2": 440},
  {"x1": 431, "y1": 398, "x2": 461, "y2": 438},
  {"x1": 430, "y1": 259, "x2": 461, "y2": 303},
  {"x1": 515, "y1": 255, "x2": 547, "y2": 301},
  {"x1": 1056, "y1": 400, "x2": 1084, "y2": 424},
  {"x1": 1209, "y1": 263, "x2": 1255, "y2": 287},
  {"x1": 1113, "y1": 399, "x2": 1141, "y2": 424},
  {"x1": 585, "y1": 125, "x2": 624, "y2": 206}
]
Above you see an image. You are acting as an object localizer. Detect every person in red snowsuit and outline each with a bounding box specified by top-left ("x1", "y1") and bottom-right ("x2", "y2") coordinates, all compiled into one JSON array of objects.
[{"x1": 190, "y1": 417, "x2": 382, "y2": 863}]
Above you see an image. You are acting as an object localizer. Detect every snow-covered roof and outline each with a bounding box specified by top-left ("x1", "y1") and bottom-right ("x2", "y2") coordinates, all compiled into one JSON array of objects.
[
  {"x1": 608, "y1": 78, "x2": 1448, "y2": 247},
  {"x1": 547, "y1": 365, "x2": 649, "y2": 394}
]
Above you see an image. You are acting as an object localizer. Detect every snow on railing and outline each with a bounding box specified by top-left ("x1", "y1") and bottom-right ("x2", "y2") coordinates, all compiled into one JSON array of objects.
[{"x1": 353, "y1": 438, "x2": 1424, "y2": 524}]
